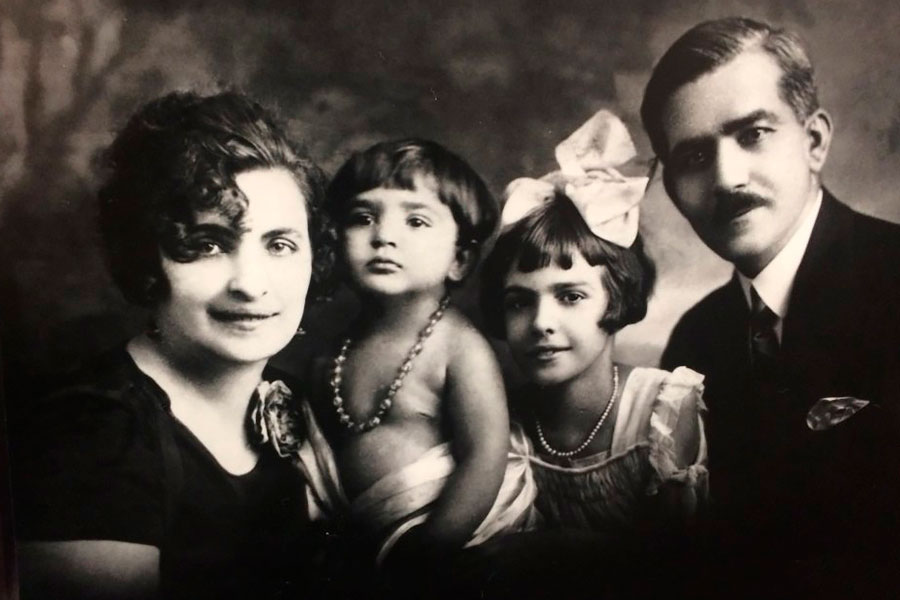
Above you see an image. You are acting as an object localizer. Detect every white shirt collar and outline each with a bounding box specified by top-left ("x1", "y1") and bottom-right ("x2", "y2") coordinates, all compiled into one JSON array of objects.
[{"x1": 738, "y1": 189, "x2": 823, "y2": 331}]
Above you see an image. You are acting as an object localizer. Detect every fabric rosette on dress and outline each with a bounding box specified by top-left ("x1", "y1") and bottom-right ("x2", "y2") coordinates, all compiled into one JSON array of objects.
[{"x1": 248, "y1": 380, "x2": 305, "y2": 458}]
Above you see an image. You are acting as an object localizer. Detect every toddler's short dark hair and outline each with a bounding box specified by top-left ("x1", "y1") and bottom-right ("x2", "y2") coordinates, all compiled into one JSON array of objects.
[{"x1": 327, "y1": 138, "x2": 498, "y2": 255}]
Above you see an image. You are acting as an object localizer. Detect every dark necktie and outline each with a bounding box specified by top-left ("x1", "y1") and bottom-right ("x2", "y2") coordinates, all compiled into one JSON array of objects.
[
  {"x1": 749, "y1": 286, "x2": 780, "y2": 378},
  {"x1": 747, "y1": 286, "x2": 784, "y2": 496}
]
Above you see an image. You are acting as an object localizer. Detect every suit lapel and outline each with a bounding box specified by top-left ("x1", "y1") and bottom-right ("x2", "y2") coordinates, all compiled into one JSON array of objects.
[
  {"x1": 701, "y1": 275, "x2": 753, "y2": 411},
  {"x1": 720, "y1": 275, "x2": 752, "y2": 373},
  {"x1": 781, "y1": 191, "x2": 859, "y2": 402}
]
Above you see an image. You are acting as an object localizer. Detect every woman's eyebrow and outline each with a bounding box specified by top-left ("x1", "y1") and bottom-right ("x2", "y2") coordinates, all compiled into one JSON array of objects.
[
  {"x1": 186, "y1": 222, "x2": 239, "y2": 236},
  {"x1": 551, "y1": 281, "x2": 591, "y2": 291},
  {"x1": 262, "y1": 227, "x2": 305, "y2": 239}
]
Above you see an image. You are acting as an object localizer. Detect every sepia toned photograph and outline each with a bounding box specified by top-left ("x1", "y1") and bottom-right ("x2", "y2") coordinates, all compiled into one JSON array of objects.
[{"x1": 1, "y1": 0, "x2": 899, "y2": 597}]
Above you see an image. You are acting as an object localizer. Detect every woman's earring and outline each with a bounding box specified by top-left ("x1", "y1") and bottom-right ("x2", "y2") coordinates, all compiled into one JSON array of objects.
[
  {"x1": 147, "y1": 318, "x2": 161, "y2": 340},
  {"x1": 294, "y1": 325, "x2": 306, "y2": 337},
  {"x1": 143, "y1": 275, "x2": 160, "y2": 303}
]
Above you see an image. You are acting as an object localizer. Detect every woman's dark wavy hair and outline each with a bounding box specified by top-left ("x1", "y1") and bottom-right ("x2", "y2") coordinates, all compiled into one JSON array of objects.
[
  {"x1": 480, "y1": 192, "x2": 655, "y2": 338},
  {"x1": 326, "y1": 138, "x2": 498, "y2": 284},
  {"x1": 97, "y1": 91, "x2": 334, "y2": 306}
]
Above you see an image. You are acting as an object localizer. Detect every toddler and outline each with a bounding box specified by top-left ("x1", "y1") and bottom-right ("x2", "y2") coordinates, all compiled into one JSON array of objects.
[{"x1": 293, "y1": 139, "x2": 536, "y2": 572}]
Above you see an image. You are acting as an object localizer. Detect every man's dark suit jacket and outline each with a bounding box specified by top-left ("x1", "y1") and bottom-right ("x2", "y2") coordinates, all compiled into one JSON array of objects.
[{"x1": 661, "y1": 191, "x2": 900, "y2": 571}]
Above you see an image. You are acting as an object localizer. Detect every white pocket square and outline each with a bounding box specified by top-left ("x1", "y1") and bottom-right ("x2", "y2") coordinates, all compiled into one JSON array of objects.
[{"x1": 806, "y1": 396, "x2": 870, "y2": 431}]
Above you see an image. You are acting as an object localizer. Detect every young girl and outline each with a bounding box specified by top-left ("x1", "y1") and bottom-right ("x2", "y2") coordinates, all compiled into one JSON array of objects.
[
  {"x1": 480, "y1": 111, "x2": 707, "y2": 541},
  {"x1": 291, "y1": 139, "x2": 536, "y2": 574}
]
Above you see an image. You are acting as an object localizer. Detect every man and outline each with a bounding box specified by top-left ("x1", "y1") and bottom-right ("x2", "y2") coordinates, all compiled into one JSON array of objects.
[{"x1": 642, "y1": 16, "x2": 900, "y2": 590}]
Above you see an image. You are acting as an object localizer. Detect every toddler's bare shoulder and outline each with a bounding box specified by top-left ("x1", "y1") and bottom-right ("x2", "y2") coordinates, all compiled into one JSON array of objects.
[
  {"x1": 436, "y1": 309, "x2": 496, "y2": 362},
  {"x1": 438, "y1": 309, "x2": 487, "y2": 340}
]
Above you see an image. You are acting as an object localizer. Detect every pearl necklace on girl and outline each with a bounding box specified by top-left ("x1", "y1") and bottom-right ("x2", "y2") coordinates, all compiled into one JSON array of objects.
[
  {"x1": 534, "y1": 364, "x2": 619, "y2": 458},
  {"x1": 330, "y1": 295, "x2": 451, "y2": 434}
]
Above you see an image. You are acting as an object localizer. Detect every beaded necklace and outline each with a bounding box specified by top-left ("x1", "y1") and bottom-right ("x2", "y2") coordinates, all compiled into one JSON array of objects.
[
  {"x1": 330, "y1": 295, "x2": 451, "y2": 434},
  {"x1": 534, "y1": 364, "x2": 619, "y2": 458}
]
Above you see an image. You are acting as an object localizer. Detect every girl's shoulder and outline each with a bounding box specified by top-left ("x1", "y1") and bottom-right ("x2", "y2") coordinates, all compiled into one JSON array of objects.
[
  {"x1": 621, "y1": 365, "x2": 704, "y2": 407},
  {"x1": 637, "y1": 366, "x2": 708, "y2": 493},
  {"x1": 613, "y1": 365, "x2": 705, "y2": 443}
]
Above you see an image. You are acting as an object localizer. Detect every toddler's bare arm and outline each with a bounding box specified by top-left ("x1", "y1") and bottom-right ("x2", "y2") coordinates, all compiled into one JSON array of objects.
[{"x1": 413, "y1": 319, "x2": 509, "y2": 552}]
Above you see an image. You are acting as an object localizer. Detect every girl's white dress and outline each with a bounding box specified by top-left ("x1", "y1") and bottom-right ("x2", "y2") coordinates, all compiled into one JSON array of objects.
[{"x1": 519, "y1": 366, "x2": 708, "y2": 533}]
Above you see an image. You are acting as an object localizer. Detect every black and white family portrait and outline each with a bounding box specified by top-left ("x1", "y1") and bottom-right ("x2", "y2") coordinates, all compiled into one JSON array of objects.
[{"x1": 1, "y1": 1, "x2": 899, "y2": 598}]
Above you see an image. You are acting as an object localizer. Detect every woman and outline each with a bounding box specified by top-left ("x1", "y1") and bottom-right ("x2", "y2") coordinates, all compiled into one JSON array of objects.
[{"x1": 11, "y1": 91, "x2": 333, "y2": 599}]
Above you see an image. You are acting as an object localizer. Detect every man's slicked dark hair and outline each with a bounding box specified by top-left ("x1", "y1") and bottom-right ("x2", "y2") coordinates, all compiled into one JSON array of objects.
[{"x1": 641, "y1": 17, "x2": 819, "y2": 162}]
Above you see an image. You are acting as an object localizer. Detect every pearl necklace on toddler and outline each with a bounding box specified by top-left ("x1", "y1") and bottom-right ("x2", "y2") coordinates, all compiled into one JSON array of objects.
[
  {"x1": 534, "y1": 364, "x2": 619, "y2": 458},
  {"x1": 330, "y1": 295, "x2": 451, "y2": 434}
]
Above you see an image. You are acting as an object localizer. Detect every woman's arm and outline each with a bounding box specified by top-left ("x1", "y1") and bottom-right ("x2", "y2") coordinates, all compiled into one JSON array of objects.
[
  {"x1": 406, "y1": 322, "x2": 510, "y2": 553},
  {"x1": 19, "y1": 540, "x2": 159, "y2": 600}
]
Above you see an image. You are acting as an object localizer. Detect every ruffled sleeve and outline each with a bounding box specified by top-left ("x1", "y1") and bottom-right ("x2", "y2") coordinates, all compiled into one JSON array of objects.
[{"x1": 646, "y1": 366, "x2": 708, "y2": 497}]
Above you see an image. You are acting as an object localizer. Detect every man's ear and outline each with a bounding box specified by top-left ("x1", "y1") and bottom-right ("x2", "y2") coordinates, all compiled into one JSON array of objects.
[
  {"x1": 448, "y1": 245, "x2": 477, "y2": 283},
  {"x1": 660, "y1": 163, "x2": 682, "y2": 211},
  {"x1": 805, "y1": 108, "x2": 833, "y2": 173}
]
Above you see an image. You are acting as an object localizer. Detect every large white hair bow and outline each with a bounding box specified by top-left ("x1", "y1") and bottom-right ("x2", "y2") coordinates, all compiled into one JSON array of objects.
[{"x1": 501, "y1": 110, "x2": 647, "y2": 247}]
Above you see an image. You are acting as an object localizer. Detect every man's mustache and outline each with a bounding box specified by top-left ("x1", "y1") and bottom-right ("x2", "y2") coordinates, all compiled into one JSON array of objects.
[{"x1": 712, "y1": 189, "x2": 769, "y2": 225}]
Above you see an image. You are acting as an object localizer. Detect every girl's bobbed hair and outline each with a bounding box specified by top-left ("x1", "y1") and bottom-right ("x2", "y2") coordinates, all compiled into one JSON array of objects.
[{"x1": 479, "y1": 192, "x2": 655, "y2": 338}]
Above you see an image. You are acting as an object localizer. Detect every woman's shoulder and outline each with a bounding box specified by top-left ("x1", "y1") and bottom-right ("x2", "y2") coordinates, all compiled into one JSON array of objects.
[
  {"x1": 10, "y1": 347, "x2": 169, "y2": 492},
  {"x1": 12, "y1": 346, "x2": 169, "y2": 460},
  {"x1": 10, "y1": 347, "x2": 169, "y2": 544},
  {"x1": 21, "y1": 346, "x2": 165, "y2": 422}
]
